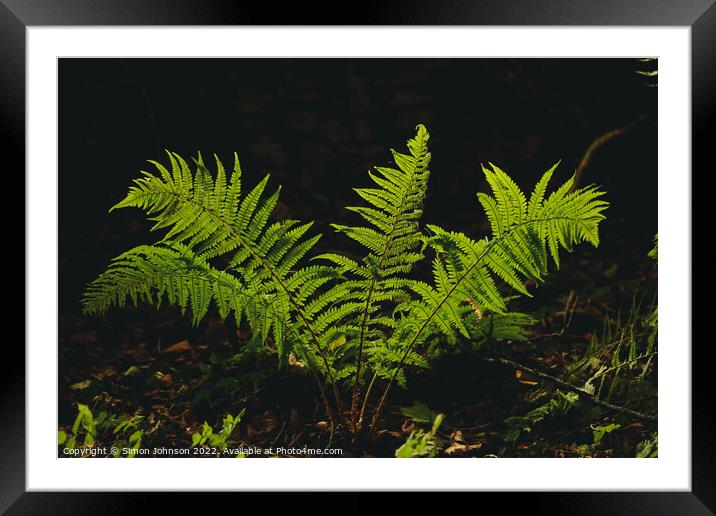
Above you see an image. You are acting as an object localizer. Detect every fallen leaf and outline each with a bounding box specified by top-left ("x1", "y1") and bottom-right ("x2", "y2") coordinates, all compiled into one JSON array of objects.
[
  {"x1": 450, "y1": 430, "x2": 466, "y2": 443},
  {"x1": 288, "y1": 352, "x2": 305, "y2": 368},
  {"x1": 162, "y1": 339, "x2": 191, "y2": 353},
  {"x1": 92, "y1": 368, "x2": 116, "y2": 380},
  {"x1": 445, "y1": 430, "x2": 482, "y2": 455},
  {"x1": 123, "y1": 366, "x2": 141, "y2": 377},
  {"x1": 447, "y1": 442, "x2": 481, "y2": 455},
  {"x1": 401, "y1": 420, "x2": 416, "y2": 435},
  {"x1": 445, "y1": 442, "x2": 468, "y2": 455},
  {"x1": 70, "y1": 380, "x2": 92, "y2": 390},
  {"x1": 515, "y1": 369, "x2": 539, "y2": 386}
]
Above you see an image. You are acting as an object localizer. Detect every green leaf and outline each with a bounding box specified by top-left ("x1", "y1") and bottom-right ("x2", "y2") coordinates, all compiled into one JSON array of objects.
[
  {"x1": 592, "y1": 423, "x2": 621, "y2": 444},
  {"x1": 400, "y1": 401, "x2": 435, "y2": 424}
]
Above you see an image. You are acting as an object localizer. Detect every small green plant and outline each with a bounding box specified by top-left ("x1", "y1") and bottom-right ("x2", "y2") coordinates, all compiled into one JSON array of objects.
[
  {"x1": 191, "y1": 410, "x2": 245, "y2": 454},
  {"x1": 82, "y1": 125, "x2": 608, "y2": 440},
  {"x1": 59, "y1": 404, "x2": 150, "y2": 457},
  {"x1": 636, "y1": 432, "x2": 658, "y2": 458},
  {"x1": 60, "y1": 403, "x2": 97, "y2": 450},
  {"x1": 591, "y1": 422, "x2": 621, "y2": 445},
  {"x1": 395, "y1": 413, "x2": 445, "y2": 458},
  {"x1": 112, "y1": 415, "x2": 145, "y2": 457},
  {"x1": 504, "y1": 390, "x2": 584, "y2": 445},
  {"x1": 568, "y1": 238, "x2": 657, "y2": 408},
  {"x1": 400, "y1": 401, "x2": 437, "y2": 424}
]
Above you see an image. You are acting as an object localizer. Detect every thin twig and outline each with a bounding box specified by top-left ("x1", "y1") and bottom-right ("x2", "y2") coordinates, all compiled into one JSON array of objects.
[
  {"x1": 270, "y1": 422, "x2": 286, "y2": 448},
  {"x1": 572, "y1": 115, "x2": 646, "y2": 190},
  {"x1": 486, "y1": 356, "x2": 657, "y2": 423}
]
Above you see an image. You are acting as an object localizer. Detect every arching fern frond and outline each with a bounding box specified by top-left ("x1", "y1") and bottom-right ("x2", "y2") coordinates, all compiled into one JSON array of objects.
[
  {"x1": 88, "y1": 152, "x2": 338, "y2": 337},
  {"x1": 370, "y1": 162, "x2": 608, "y2": 430},
  {"x1": 83, "y1": 150, "x2": 348, "y2": 423},
  {"x1": 327, "y1": 124, "x2": 430, "y2": 278},
  {"x1": 82, "y1": 243, "x2": 274, "y2": 329},
  {"x1": 315, "y1": 125, "x2": 431, "y2": 424}
]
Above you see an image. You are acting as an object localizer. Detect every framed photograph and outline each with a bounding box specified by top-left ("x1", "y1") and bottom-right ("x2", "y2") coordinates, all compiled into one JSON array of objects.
[{"x1": 4, "y1": 0, "x2": 710, "y2": 512}]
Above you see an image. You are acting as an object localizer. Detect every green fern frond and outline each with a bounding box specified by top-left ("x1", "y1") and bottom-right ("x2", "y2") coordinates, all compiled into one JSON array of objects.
[
  {"x1": 326, "y1": 124, "x2": 430, "y2": 280},
  {"x1": 316, "y1": 125, "x2": 432, "y2": 394},
  {"x1": 83, "y1": 244, "x2": 252, "y2": 326},
  {"x1": 391, "y1": 162, "x2": 608, "y2": 369},
  {"x1": 84, "y1": 151, "x2": 351, "y2": 387}
]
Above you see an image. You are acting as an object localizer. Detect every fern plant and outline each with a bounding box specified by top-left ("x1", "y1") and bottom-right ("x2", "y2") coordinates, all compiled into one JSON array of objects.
[{"x1": 83, "y1": 124, "x2": 608, "y2": 439}]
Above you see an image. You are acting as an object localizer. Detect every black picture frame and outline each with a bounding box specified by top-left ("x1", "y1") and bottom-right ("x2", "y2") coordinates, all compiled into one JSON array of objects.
[{"x1": 2, "y1": 1, "x2": 709, "y2": 513}]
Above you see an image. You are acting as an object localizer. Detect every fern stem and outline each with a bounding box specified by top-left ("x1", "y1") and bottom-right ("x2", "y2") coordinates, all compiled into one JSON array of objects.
[
  {"x1": 298, "y1": 344, "x2": 340, "y2": 431},
  {"x1": 350, "y1": 163, "x2": 423, "y2": 432},
  {"x1": 357, "y1": 371, "x2": 378, "y2": 431},
  {"x1": 351, "y1": 284, "x2": 376, "y2": 431},
  {"x1": 367, "y1": 215, "x2": 594, "y2": 435}
]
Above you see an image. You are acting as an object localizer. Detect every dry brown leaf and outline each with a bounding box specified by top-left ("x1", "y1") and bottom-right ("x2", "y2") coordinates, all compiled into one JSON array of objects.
[
  {"x1": 515, "y1": 369, "x2": 539, "y2": 385},
  {"x1": 288, "y1": 352, "x2": 305, "y2": 368},
  {"x1": 70, "y1": 380, "x2": 92, "y2": 391},
  {"x1": 162, "y1": 339, "x2": 191, "y2": 354},
  {"x1": 401, "y1": 420, "x2": 416, "y2": 435},
  {"x1": 450, "y1": 430, "x2": 466, "y2": 443},
  {"x1": 236, "y1": 328, "x2": 251, "y2": 341},
  {"x1": 314, "y1": 421, "x2": 329, "y2": 432},
  {"x1": 445, "y1": 443, "x2": 467, "y2": 455},
  {"x1": 466, "y1": 298, "x2": 483, "y2": 319}
]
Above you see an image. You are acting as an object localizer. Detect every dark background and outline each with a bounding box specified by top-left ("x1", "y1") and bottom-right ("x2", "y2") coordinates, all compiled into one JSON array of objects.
[{"x1": 59, "y1": 58, "x2": 657, "y2": 315}]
